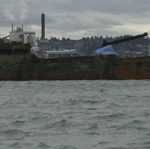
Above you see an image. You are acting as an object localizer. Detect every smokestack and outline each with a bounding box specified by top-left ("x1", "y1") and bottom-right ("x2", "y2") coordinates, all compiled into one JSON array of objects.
[
  {"x1": 12, "y1": 24, "x2": 14, "y2": 32},
  {"x1": 41, "y1": 13, "x2": 45, "y2": 40},
  {"x1": 22, "y1": 24, "x2": 24, "y2": 31}
]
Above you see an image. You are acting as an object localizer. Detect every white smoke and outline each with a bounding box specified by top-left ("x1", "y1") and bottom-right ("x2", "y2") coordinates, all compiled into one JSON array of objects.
[
  {"x1": 16, "y1": 0, "x2": 28, "y2": 23},
  {"x1": 2, "y1": 4, "x2": 15, "y2": 22},
  {"x1": 2, "y1": 0, "x2": 28, "y2": 23}
]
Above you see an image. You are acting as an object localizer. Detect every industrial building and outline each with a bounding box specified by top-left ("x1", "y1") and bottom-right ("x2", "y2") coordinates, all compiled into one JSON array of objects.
[{"x1": 9, "y1": 25, "x2": 36, "y2": 46}]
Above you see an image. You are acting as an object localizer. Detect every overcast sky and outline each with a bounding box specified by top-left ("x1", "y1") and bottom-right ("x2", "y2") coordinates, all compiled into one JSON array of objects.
[{"x1": 0, "y1": 0, "x2": 150, "y2": 39}]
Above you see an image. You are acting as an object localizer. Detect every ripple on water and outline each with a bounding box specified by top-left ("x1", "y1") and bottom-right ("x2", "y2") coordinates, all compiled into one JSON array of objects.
[
  {"x1": 45, "y1": 119, "x2": 66, "y2": 127},
  {"x1": 0, "y1": 80, "x2": 150, "y2": 149},
  {"x1": 0, "y1": 129, "x2": 30, "y2": 141},
  {"x1": 37, "y1": 142, "x2": 51, "y2": 148},
  {"x1": 58, "y1": 145, "x2": 77, "y2": 149},
  {"x1": 11, "y1": 120, "x2": 26, "y2": 127}
]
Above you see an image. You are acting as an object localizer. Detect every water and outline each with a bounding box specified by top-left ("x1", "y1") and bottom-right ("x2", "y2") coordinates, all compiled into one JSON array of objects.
[{"x1": 0, "y1": 80, "x2": 150, "y2": 149}]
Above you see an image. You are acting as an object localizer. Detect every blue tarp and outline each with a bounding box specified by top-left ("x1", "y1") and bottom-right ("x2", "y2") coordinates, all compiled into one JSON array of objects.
[{"x1": 94, "y1": 45, "x2": 119, "y2": 56}]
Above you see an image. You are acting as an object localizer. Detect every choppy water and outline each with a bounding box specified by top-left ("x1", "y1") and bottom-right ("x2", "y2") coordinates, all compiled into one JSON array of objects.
[{"x1": 0, "y1": 80, "x2": 150, "y2": 149}]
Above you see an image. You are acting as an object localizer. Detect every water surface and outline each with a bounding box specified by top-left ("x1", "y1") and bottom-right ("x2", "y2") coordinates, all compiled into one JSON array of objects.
[{"x1": 0, "y1": 80, "x2": 150, "y2": 149}]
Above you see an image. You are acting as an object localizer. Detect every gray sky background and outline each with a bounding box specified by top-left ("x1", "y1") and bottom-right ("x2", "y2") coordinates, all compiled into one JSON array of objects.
[{"x1": 0, "y1": 0, "x2": 150, "y2": 39}]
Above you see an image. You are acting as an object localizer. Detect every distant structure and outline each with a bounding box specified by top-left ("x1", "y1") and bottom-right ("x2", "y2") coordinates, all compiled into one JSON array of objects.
[
  {"x1": 9, "y1": 24, "x2": 36, "y2": 46},
  {"x1": 39, "y1": 13, "x2": 49, "y2": 53},
  {"x1": 41, "y1": 13, "x2": 45, "y2": 40},
  {"x1": 45, "y1": 49, "x2": 80, "y2": 58},
  {"x1": 148, "y1": 45, "x2": 150, "y2": 56}
]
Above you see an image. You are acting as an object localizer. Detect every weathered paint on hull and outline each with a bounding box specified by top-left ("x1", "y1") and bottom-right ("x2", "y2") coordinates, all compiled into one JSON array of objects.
[{"x1": 0, "y1": 55, "x2": 150, "y2": 80}]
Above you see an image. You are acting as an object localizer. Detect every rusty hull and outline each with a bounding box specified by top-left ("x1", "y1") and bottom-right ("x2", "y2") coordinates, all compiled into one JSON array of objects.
[{"x1": 0, "y1": 55, "x2": 150, "y2": 80}]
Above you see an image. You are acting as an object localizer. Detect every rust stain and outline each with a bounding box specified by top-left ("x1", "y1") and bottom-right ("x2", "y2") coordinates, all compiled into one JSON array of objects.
[{"x1": 0, "y1": 55, "x2": 150, "y2": 80}]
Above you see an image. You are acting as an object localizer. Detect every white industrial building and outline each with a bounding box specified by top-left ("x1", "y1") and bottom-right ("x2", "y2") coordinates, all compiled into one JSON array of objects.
[{"x1": 9, "y1": 25, "x2": 36, "y2": 46}]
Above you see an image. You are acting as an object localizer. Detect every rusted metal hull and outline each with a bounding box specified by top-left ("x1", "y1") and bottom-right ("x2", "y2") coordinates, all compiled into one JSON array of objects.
[{"x1": 0, "y1": 55, "x2": 150, "y2": 80}]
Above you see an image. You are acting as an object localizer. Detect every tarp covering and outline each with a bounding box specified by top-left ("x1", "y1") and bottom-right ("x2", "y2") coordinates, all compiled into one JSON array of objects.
[{"x1": 94, "y1": 45, "x2": 119, "y2": 56}]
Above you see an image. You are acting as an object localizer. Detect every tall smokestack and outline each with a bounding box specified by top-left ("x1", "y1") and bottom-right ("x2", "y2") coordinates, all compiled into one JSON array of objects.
[
  {"x1": 41, "y1": 13, "x2": 45, "y2": 40},
  {"x1": 22, "y1": 24, "x2": 24, "y2": 31},
  {"x1": 12, "y1": 24, "x2": 14, "y2": 32}
]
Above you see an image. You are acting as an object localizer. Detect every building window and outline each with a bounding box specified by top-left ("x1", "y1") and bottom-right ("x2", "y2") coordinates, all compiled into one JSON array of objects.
[{"x1": 19, "y1": 34, "x2": 24, "y2": 42}]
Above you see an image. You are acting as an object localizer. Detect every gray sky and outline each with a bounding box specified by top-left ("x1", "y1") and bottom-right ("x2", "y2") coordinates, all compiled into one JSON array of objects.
[{"x1": 0, "y1": 0, "x2": 150, "y2": 39}]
